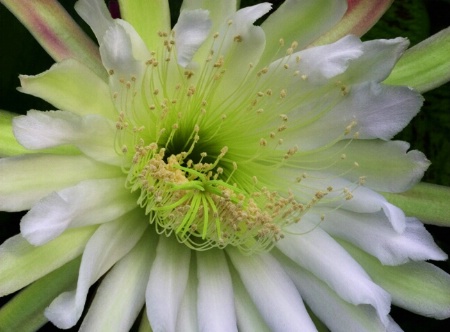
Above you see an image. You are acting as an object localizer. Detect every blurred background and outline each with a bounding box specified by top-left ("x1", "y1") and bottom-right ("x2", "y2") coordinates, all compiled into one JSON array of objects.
[{"x1": 1, "y1": 0, "x2": 449, "y2": 330}]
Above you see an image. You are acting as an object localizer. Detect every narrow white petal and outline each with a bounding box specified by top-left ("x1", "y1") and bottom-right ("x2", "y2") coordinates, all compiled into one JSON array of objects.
[
  {"x1": 197, "y1": 250, "x2": 237, "y2": 332},
  {"x1": 13, "y1": 110, "x2": 121, "y2": 165},
  {"x1": 45, "y1": 211, "x2": 147, "y2": 329},
  {"x1": 227, "y1": 248, "x2": 317, "y2": 332},
  {"x1": 20, "y1": 178, "x2": 134, "y2": 245},
  {"x1": 275, "y1": 250, "x2": 388, "y2": 332},
  {"x1": 79, "y1": 231, "x2": 156, "y2": 332},
  {"x1": 146, "y1": 237, "x2": 191, "y2": 332},
  {"x1": 277, "y1": 225, "x2": 391, "y2": 326},
  {"x1": 230, "y1": 268, "x2": 271, "y2": 332},
  {"x1": 75, "y1": 0, "x2": 113, "y2": 43},
  {"x1": 0, "y1": 154, "x2": 121, "y2": 212},
  {"x1": 317, "y1": 208, "x2": 447, "y2": 265},
  {"x1": 173, "y1": 9, "x2": 212, "y2": 67},
  {"x1": 176, "y1": 264, "x2": 198, "y2": 332}
]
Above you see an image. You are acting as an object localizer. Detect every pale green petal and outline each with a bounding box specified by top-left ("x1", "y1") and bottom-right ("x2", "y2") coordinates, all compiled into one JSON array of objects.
[
  {"x1": 45, "y1": 210, "x2": 147, "y2": 329},
  {"x1": 385, "y1": 27, "x2": 450, "y2": 92},
  {"x1": 18, "y1": 59, "x2": 116, "y2": 118},
  {"x1": 311, "y1": 0, "x2": 394, "y2": 47},
  {"x1": 138, "y1": 312, "x2": 153, "y2": 332},
  {"x1": 196, "y1": 250, "x2": 237, "y2": 332},
  {"x1": 382, "y1": 182, "x2": 450, "y2": 227},
  {"x1": 79, "y1": 231, "x2": 155, "y2": 332},
  {"x1": 146, "y1": 236, "x2": 191, "y2": 332},
  {"x1": 13, "y1": 110, "x2": 121, "y2": 165},
  {"x1": 74, "y1": 0, "x2": 113, "y2": 44},
  {"x1": 0, "y1": 154, "x2": 122, "y2": 211},
  {"x1": 274, "y1": 251, "x2": 389, "y2": 332},
  {"x1": 295, "y1": 140, "x2": 429, "y2": 193},
  {"x1": 1, "y1": 0, "x2": 105, "y2": 79},
  {"x1": 260, "y1": 0, "x2": 347, "y2": 65},
  {"x1": 20, "y1": 178, "x2": 134, "y2": 246},
  {"x1": 0, "y1": 258, "x2": 80, "y2": 332},
  {"x1": 118, "y1": 0, "x2": 170, "y2": 51},
  {"x1": 340, "y1": 240, "x2": 450, "y2": 319},
  {"x1": 0, "y1": 226, "x2": 96, "y2": 296},
  {"x1": 175, "y1": 262, "x2": 198, "y2": 332},
  {"x1": 227, "y1": 248, "x2": 317, "y2": 332}
]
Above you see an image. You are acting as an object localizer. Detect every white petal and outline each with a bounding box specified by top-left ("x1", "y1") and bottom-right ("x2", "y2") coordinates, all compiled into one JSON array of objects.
[
  {"x1": 45, "y1": 211, "x2": 147, "y2": 329},
  {"x1": 174, "y1": 9, "x2": 212, "y2": 67},
  {"x1": 231, "y1": 269, "x2": 271, "y2": 332},
  {"x1": 75, "y1": 0, "x2": 113, "y2": 43},
  {"x1": 318, "y1": 208, "x2": 447, "y2": 265},
  {"x1": 277, "y1": 225, "x2": 391, "y2": 326},
  {"x1": 146, "y1": 236, "x2": 191, "y2": 332},
  {"x1": 196, "y1": 250, "x2": 237, "y2": 332},
  {"x1": 79, "y1": 231, "x2": 155, "y2": 332},
  {"x1": 0, "y1": 227, "x2": 96, "y2": 296},
  {"x1": 275, "y1": 251, "x2": 389, "y2": 332},
  {"x1": 13, "y1": 110, "x2": 121, "y2": 165},
  {"x1": 341, "y1": 241, "x2": 450, "y2": 319},
  {"x1": 20, "y1": 178, "x2": 134, "y2": 245},
  {"x1": 176, "y1": 265, "x2": 198, "y2": 332},
  {"x1": 0, "y1": 154, "x2": 121, "y2": 212},
  {"x1": 342, "y1": 38, "x2": 410, "y2": 84},
  {"x1": 227, "y1": 248, "x2": 317, "y2": 332}
]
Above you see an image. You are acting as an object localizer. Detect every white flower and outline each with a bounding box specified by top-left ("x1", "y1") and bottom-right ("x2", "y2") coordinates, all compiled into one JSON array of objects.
[{"x1": 1, "y1": 0, "x2": 449, "y2": 331}]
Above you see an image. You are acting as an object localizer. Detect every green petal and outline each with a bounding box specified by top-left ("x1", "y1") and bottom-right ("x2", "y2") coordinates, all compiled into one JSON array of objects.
[
  {"x1": 340, "y1": 240, "x2": 450, "y2": 319},
  {"x1": 19, "y1": 59, "x2": 116, "y2": 119},
  {"x1": 118, "y1": 0, "x2": 170, "y2": 51},
  {"x1": 381, "y1": 182, "x2": 450, "y2": 226},
  {"x1": 384, "y1": 27, "x2": 450, "y2": 92},
  {"x1": 311, "y1": 0, "x2": 394, "y2": 46},
  {"x1": 0, "y1": 257, "x2": 80, "y2": 332},
  {"x1": 0, "y1": 0, "x2": 106, "y2": 80},
  {"x1": 0, "y1": 226, "x2": 96, "y2": 296}
]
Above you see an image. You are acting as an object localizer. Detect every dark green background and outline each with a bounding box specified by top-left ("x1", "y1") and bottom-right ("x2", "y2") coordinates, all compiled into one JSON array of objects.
[{"x1": 1, "y1": 0, "x2": 449, "y2": 331}]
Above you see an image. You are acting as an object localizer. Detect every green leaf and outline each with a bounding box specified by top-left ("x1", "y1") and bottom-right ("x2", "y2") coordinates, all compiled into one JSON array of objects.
[
  {"x1": 0, "y1": 257, "x2": 80, "y2": 332},
  {"x1": 381, "y1": 182, "x2": 450, "y2": 226}
]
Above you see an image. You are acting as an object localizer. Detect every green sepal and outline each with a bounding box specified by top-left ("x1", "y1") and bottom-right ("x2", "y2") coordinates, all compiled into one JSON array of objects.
[
  {"x1": 0, "y1": 257, "x2": 81, "y2": 332},
  {"x1": 381, "y1": 182, "x2": 450, "y2": 227},
  {"x1": 385, "y1": 27, "x2": 450, "y2": 92}
]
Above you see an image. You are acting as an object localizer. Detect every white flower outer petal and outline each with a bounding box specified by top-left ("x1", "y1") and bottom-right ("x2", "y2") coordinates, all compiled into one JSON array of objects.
[
  {"x1": 176, "y1": 263, "x2": 198, "y2": 332},
  {"x1": 18, "y1": 59, "x2": 116, "y2": 118},
  {"x1": 317, "y1": 208, "x2": 447, "y2": 265},
  {"x1": 227, "y1": 247, "x2": 317, "y2": 332},
  {"x1": 79, "y1": 230, "x2": 156, "y2": 332},
  {"x1": 277, "y1": 225, "x2": 391, "y2": 326},
  {"x1": 75, "y1": 0, "x2": 114, "y2": 43},
  {"x1": 20, "y1": 178, "x2": 135, "y2": 246},
  {"x1": 146, "y1": 236, "x2": 191, "y2": 332},
  {"x1": 0, "y1": 226, "x2": 96, "y2": 297},
  {"x1": 45, "y1": 211, "x2": 147, "y2": 329},
  {"x1": 13, "y1": 110, "x2": 121, "y2": 166},
  {"x1": 274, "y1": 251, "x2": 389, "y2": 332},
  {"x1": 0, "y1": 154, "x2": 122, "y2": 212},
  {"x1": 230, "y1": 267, "x2": 271, "y2": 332},
  {"x1": 196, "y1": 250, "x2": 237, "y2": 332},
  {"x1": 340, "y1": 240, "x2": 450, "y2": 319},
  {"x1": 260, "y1": 0, "x2": 347, "y2": 64},
  {"x1": 174, "y1": 9, "x2": 212, "y2": 68}
]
